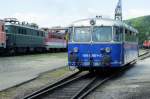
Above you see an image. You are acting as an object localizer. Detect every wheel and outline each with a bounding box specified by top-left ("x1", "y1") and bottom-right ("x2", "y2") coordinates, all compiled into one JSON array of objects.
[
  {"x1": 89, "y1": 69, "x2": 95, "y2": 73},
  {"x1": 9, "y1": 48, "x2": 16, "y2": 56}
]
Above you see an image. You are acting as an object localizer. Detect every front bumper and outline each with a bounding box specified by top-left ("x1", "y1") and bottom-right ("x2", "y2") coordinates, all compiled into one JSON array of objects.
[
  {"x1": 69, "y1": 61, "x2": 104, "y2": 67},
  {"x1": 69, "y1": 61, "x2": 123, "y2": 68}
]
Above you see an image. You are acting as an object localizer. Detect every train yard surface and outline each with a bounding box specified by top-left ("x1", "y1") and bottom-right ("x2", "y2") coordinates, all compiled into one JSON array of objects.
[
  {"x1": 0, "y1": 50, "x2": 149, "y2": 99},
  {"x1": 0, "y1": 53, "x2": 67, "y2": 91},
  {"x1": 86, "y1": 53, "x2": 150, "y2": 99}
]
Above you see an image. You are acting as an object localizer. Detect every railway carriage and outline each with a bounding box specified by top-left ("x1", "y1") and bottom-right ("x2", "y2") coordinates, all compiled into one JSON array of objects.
[
  {"x1": 44, "y1": 27, "x2": 68, "y2": 52},
  {"x1": 4, "y1": 18, "x2": 45, "y2": 53},
  {"x1": 68, "y1": 17, "x2": 138, "y2": 71},
  {"x1": 143, "y1": 40, "x2": 150, "y2": 49}
]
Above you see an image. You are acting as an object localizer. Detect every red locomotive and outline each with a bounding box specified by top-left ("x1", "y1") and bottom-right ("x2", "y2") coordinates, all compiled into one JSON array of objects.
[
  {"x1": 0, "y1": 20, "x2": 6, "y2": 50},
  {"x1": 143, "y1": 40, "x2": 150, "y2": 48},
  {"x1": 44, "y1": 27, "x2": 68, "y2": 52}
]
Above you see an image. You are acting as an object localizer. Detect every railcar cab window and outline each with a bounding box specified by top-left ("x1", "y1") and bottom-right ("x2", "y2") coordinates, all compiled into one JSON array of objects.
[
  {"x1": 113, "y1": 26, "x2": 123, "y2": 42},
  {"x1": 92, "y1": 26, "x2": 112, "y2": 42},
  {"x1": 74, "y1": 27, "x2": 91, "y2": 42}
]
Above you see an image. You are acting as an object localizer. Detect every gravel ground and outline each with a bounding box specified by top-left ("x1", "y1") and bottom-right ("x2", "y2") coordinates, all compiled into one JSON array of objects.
[
  {"x1": 0, "y1": 67, "x2": 77, "y2": 99},
  {"x1": 0, "y1": 53, "x2": 67, "y2": 91},
  {"x1": 86, "y1": 57, "x2": 150, "y2": 99}
]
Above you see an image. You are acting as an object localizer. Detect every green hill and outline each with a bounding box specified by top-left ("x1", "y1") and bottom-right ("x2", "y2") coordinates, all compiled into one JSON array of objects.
[{"x1": 125, "y1": 15, "x2": 150, "y2": 44}]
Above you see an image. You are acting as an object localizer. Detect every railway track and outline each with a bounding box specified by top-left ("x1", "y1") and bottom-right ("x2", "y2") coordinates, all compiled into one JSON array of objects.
[
  {"x1": 23, "y1": 71, "x2": 93, "y2": 99},
  {"x1": 23, "y1": 51, "x2": 150, "y2": 99},
  {"x1": 23, "y1": 68, "x2": 130, "y2": 99},
  {"x1": 139, "y1": 50, "x2": 150, "y2": 60}
]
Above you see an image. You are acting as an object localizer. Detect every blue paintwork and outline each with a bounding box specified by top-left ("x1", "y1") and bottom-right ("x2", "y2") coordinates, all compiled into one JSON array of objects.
[
  {"x1": 68, "y1": 42, "x2": 138, "y2": 69},
  {"x1": 123, "y1": 42, "x2": 138, "y2": 64}
]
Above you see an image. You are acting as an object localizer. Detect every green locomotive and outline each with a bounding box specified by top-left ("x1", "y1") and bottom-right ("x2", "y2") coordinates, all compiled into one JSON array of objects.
[{"x1": 4, "y1": 18, "x2": 45, "y2": 54}]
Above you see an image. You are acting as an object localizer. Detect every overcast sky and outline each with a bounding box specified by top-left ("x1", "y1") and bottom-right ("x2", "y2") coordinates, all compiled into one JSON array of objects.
[{"x1": 0, "y1": 0, "x2": 149, "y2": 27}]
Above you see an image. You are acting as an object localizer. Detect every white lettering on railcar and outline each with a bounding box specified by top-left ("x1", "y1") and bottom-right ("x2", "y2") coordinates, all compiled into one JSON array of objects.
[{"x1": 82, "y1": 54, "x2": 102, "y2": 58}]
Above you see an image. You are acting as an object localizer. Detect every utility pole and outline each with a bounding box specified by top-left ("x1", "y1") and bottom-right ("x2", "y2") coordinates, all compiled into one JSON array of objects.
[{"x1": 115, "y1": 0, "x2": 122, "y2": 21}]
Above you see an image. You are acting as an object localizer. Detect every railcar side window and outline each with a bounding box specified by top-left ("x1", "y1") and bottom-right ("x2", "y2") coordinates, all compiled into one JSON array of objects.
[
  {"x1": 125, "y1": 29, "x2": 137, "y2": 42},
  {"x1": 133, "y1": 32, "x2": 138, "y2": 42},
  {"x1": 74, "y1": 27, "x2": 91, "y2": 42},
  {"x1": 18, "y1": 28, "x2": 22, "y2": 34},
  {"x1": 5, "y1": 26, "x2": 8, "y2": 33},
  {"x1": 92, "y1": 26, "x2": 112, "y2": 42},
  {"x1": 10, "y1": 26, "x2": 13, "y2": 34},
  {"x1": 37, "y1": 31, "x2": 40, "y2": 36},
  {"x1": 23, "y1": 29, "x2": 27, "y2": 35},
  {"x1": 125, "y1": 29, "x2": 130, "y2": 41},
  {"x1": 113, "y1": 27, "x2": 123, "y2": 42},
  {"x1": 41, "y1": 32, "x2": 44, "y2": 37}
]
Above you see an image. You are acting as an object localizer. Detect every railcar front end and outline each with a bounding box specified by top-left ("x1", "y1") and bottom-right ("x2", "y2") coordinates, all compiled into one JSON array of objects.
[{"x1": 68, "y1": 43, "x2": 123, "y2": 70}]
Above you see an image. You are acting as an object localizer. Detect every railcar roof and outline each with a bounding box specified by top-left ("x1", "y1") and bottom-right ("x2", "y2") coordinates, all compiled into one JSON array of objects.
[
  {"x1": 0, "y1": 20, "x2": 4, "y2": 23},
  {"x1": 5, "y1": 22, "x2": 45, "y2": 32},
  {"x1": 71, "y1": 18, "x2": 138, "y2": 33},
  {"x1": 49, "y1": 27, "x2": 68, "y2": 30}
]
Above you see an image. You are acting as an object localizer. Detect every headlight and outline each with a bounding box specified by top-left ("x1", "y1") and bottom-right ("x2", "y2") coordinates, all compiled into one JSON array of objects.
[
  {"x1": 73, "y1": 47, "x2": 78, "y2": 53},
  {"x1": 105, "y1": 47, "x2": 111, "y2": 53}
]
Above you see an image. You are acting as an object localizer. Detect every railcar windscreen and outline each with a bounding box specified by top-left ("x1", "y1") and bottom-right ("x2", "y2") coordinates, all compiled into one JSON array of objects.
[
  {"x1": 73, "y1": 27, "x2": 91, "y2": 42},
  {"x1": 92, "y1": 26, "x2": 112, "y2": 42}
]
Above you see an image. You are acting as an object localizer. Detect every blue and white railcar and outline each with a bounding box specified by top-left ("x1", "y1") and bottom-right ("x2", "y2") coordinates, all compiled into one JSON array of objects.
[{"x1": 68, "y1": 17, "x2": 138, "y2": 71}]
